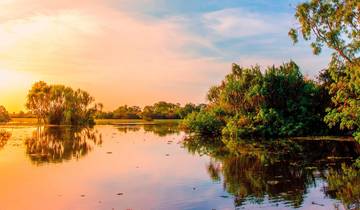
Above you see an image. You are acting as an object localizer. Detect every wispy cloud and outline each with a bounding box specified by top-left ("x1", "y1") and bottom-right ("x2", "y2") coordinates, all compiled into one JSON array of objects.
[
  {"x1": 202, "y1": 8, "x2": 290, "y2": 38},
  {"x1": 0, "y1": 0, "x2": 329, "y2": 112}
]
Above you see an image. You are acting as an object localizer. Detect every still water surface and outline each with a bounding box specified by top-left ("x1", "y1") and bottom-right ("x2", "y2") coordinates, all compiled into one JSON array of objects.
[{"x1": 0, "y1": 124, "x2": 358, "y2": 210}]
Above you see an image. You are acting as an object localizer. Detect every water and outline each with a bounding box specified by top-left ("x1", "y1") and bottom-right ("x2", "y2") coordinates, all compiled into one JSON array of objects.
[{"x1": 0, "y1": 124, "x2": 358, "y2": 210}]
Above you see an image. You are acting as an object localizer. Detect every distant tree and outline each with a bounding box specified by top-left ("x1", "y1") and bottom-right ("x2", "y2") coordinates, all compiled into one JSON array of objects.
[
  {"x1": 113, "y1": 105, "x2": 142, "y2": 119},
  {"x1": 0, "y1": 106, "x2": 11, "y2": 123},
  {"x1": 141, "y1": 101, "x2": 181, "y2": 119},
  {"x1": 178, "y1": 103, "x2": 202, "y2": 118}
]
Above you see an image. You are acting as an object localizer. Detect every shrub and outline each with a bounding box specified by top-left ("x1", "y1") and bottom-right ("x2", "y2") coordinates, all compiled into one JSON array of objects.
[{"x1": 182, "y1": 110, "x2": 224, "y2": 136}]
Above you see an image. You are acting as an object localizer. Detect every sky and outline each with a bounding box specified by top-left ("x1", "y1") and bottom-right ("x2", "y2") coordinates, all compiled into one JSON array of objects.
[{"x1": 0, "y1": 0, "x2": 331, "y2": 112}]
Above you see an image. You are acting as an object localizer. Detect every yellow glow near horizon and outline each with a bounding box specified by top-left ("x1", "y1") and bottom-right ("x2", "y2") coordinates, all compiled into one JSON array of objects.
[
  {"x1": 0, "y1": 0, "x2": 230, "y2": 113},
  {"x1": 0, "y1": 69, "x2": 36, "y2": 112}
]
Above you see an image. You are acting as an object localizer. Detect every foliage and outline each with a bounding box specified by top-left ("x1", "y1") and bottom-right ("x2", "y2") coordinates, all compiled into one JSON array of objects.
[
  {"x1": 183, "y1": 110, "x2": 224, "y2": 136},
  {"x1": 96, "y1": 102, "x2": 204, "y2": 120},
  {"x1": 142, "y1": 101, "x2": 180, "y2": 119},
  {"x1": 184, "y1": 0, "x2": 360, "y2": 140},
  {"x1": 184, "y1": 61, "x2": 328, "y2": 138},
  {"x1": 26, "y1": 81, "x2": 99, "y2": 125},
  {"x1": 324, "y1": 65, "x2": 360, "y2": 142},
  {"x1": 289, "y1": 0, "x2": 359, "y2": 66},
  {"x1": 290, "y1": 0, "x2": 360, "y2": 143},
  {"x1": 113, "y1": 105, "x2": 142, "y2": 119},
  {"x1": 0, "y1": 105, "x2": 11, "y2": 123}
]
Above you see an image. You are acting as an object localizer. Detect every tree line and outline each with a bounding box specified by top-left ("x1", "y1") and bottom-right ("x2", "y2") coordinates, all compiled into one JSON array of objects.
[
  {"x1": 96, "y1": 102, "x2": 205, "y2": 120},
  {"x1": 0, "y1": 90, "x2": 204, "y2": 124}
]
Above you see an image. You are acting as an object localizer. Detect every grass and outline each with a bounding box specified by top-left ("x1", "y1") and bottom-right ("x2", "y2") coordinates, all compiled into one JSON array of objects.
[{"x1": 2, "y1": 118, "x2": 182, "y2": 126}]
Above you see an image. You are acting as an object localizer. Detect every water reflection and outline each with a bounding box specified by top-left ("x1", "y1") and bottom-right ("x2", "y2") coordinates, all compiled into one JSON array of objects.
[
  {"x1": 325, "y1": 165, "x2": 360, "y2": 209},
  {"x1": 0, "y1": 130, "x2": 11, "y2": 150},
  {"x1": 143, "y1": 123, "x2": 180, "y2": 136},
  {"x1": 183, "y1": 136, "x2": 360, "y2": 208},
  {"x1": 115, "y1": 122, "x2": 181, "y2": 136},
  {"x1": 25, "y1": 126, "x2": 102, "y2": 164}
]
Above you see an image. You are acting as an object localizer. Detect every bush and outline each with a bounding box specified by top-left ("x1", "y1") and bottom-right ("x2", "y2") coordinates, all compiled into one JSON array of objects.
[
  {"x1": 0, "y1": 106, "x2": 11, "y2": 123},
  {"x1": 182, "y1": 110, "x2": 224, "y2": 136}
]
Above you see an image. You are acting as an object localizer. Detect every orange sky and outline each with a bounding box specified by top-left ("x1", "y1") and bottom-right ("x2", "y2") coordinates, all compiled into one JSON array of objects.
[
  {"x1": 0, "y1": 0, "x2": 231, "y2": 112},
  {"x1": 0, "y1": 0, "x2": 328, "y2": 112}
]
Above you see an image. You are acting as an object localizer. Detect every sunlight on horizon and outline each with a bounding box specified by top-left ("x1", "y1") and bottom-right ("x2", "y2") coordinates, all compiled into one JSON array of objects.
[
  {"x1": 0, "y1": 69, "x2": 37, "y2": 112},
  {"x1": 0, "y1": 0, "x2": 329, "y2": 113}
]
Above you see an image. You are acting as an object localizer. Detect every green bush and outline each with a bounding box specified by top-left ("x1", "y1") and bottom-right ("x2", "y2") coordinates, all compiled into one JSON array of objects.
[{"x1": 182, "y1": 110, "x2": 224, "y2": 136}]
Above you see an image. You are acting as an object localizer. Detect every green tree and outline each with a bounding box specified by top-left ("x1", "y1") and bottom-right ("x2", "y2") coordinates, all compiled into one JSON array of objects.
[
  {"x1": 113, "y1": 105, "x2": 142, "y2": 119},
  {"x1": 289, "y1": 0, "x2": 360, "y2": 142},
  {"x1": 289, "y1": 0, "x2": 359, "y2": 66},
  {"x1": 141, "y1": 101, "x2": 181, "y2": 119},
  {"x1": 26, "y1": 81, "x2": 98, "y2": 125},
  {"x1": 184, "y1": 62, "x2": 327, "y2": 138}
]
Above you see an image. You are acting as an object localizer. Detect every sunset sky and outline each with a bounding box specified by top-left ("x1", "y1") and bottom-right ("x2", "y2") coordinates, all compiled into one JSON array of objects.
[{"x1": 0, "y1": 0, "x2": 330, "y2": 112}]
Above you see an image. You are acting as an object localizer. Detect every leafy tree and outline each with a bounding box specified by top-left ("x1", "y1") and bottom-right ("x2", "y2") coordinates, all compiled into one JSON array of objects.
[
  {"x1": 178, "y1": 103, "x2": 204, "y2": 118},
  {"x1": 184, "y1": 62, "x2": 328, "y2": 138},
  {"x1": 258, "y1": 61, "x2": 326, "y2": 136},
  {"x1": 324, "y1": 64, "x2": 360, "y2": 141},
  {"x1": 289, "y1": 0, "x2": 359, "y2": 66},
  {"x1": 26, "y1": 81, "x2": 51, "y2": 123},
  {"x1": 113, "y1": 105, "x2": 142, "y2": 119},
  {"x1": 0, "y1": 106, "x2": 11, "y2": 123},
  {"x1": 26, "y1": 81, "x2": 98, "y2": 125},
  {"x1": 183, "y1": 110, "x2": 224, "y2": 136},
  {"x1": 142, "y1": 101, "x2": 181, "y2": 119},
  {"x1": 289, "y1": 0, "x2": 360, "y2": 142}
]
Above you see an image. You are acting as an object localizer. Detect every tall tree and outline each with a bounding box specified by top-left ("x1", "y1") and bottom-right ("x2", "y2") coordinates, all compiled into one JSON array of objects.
[
  {"x1": 26, "y1": 81, "x2": 98, "y2": 125},
  {"x1": 290, "y1": 0, "x2": 360, "y2": 142},
  {"x1": 289, "y1": 0, "x2": 359, "y2": 66},
  {"x1": 26, "y1": 81, "x2": 51, "y2": 123}
]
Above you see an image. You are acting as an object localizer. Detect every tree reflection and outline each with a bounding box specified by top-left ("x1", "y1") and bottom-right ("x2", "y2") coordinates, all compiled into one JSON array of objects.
[
  {"x1": 143, "y1": 123, "x2": 180, "y2": 136},
  {"x1": 25, "y1": 126, "x2": 102, "y2": 164},
  {"x1": 116, "y1": 125, "x2": 141, "y2": 133},
  {"x1": 115, "y1": 122, "x2": 181, "y2": 137},
  {"x1": 0, "y1": 130, "x2": 11, "y2": 150},
  {"x1": 182, "y1": 136, "x2": 360, "y2": 208}
]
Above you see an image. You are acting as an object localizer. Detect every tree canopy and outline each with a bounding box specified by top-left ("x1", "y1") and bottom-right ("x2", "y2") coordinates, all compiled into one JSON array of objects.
[
  {"x1": 290, "y1": 0, "x2": 360, "y2": 143},
  {"x1": 26, "y1": 81, "x2": 99, "y2": 125},
  {"x1": 183, "y1": 61, "x2": 329, "y2": 138}
]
